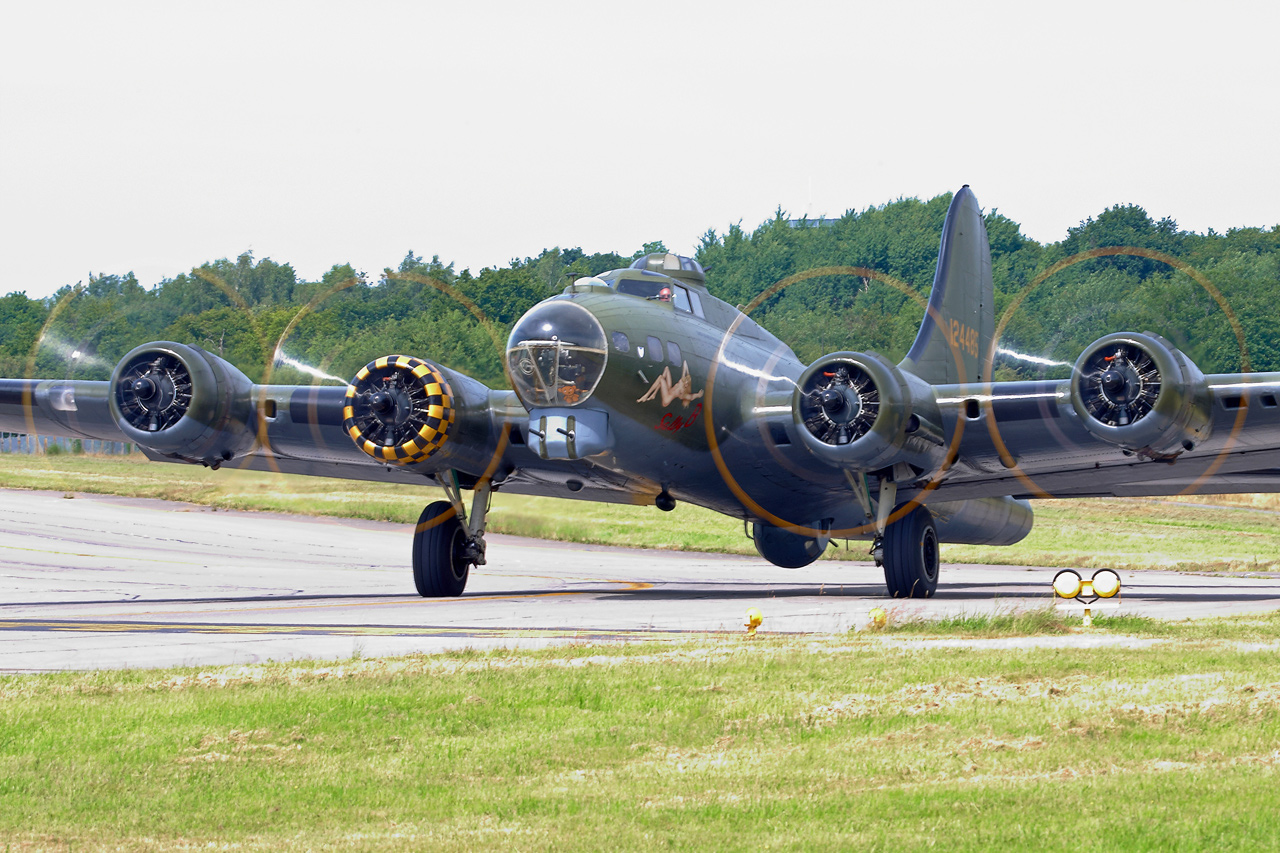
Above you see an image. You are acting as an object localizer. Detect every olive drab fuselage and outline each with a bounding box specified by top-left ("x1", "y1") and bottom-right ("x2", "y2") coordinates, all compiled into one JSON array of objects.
[{"x1": 499, "y1": 257, "x2": 860, "y2": 534}]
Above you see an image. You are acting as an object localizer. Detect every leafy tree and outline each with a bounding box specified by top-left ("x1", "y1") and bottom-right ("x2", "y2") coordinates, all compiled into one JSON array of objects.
[{"x1": 5, "y1": 192, "x2": 1278, "y2": 396}]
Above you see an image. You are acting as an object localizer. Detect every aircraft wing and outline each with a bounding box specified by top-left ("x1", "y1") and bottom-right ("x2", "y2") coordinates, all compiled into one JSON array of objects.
[
  {"x1": 0, "y1": 342, "x2": 649, "y2": 505},
  {"x1": 918, "y1": 366, "x2": 1280, "y2": 503}
]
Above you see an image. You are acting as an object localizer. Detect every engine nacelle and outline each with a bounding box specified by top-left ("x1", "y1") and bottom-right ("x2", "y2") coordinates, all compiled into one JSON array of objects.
[
  {"x1": 1070, "y1": 332, "x2": 1213, "y2": 457},
  {"x1": 343, "y1": 355, "x2": 457, "y2": 464},
  {"x1": 109, "y1": 342, "x2": 257, "y2": 466},
  {"x1": 793, "y1": 351, "x2": 937, "y2": 471}
]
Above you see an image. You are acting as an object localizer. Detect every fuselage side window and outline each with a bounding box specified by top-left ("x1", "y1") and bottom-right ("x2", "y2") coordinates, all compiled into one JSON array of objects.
[
  {"x1": 611, "y1": 331, "x2": 630, "y2": 353},
  {"x1": 645, "y1": 335, "x2": 662, "y2": 361},
  {"x1": 667, "y1": 340, "x2": 682, "y2": 365}
]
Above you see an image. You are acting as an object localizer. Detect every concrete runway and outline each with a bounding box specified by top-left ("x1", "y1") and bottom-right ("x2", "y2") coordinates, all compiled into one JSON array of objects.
[{"x1": 2, "y1": 488, "x2": 1279, "y2": 672}]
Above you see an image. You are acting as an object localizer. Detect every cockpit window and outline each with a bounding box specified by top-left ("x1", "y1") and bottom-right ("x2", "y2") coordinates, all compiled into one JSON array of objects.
[
  {"x1": 687, "y1": 290, "x2": 704, "y2": 318},
  {"x1": 616, "y1": 278, "x2": 694, "y2": 314},
  {"x1": 617, "y1": 279, "x2": 669, "y2": 300},
  {"x1": 669, "y1": 285, "x2": 692, "y2": 313},
  {"x1": 506, "y1": 301, "x2": 608, "y2": 408}
]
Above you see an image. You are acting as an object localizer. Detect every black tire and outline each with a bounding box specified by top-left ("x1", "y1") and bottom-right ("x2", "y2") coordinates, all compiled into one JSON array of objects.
[
  {"x1": 882, "y1": 504, "x2": 940, "y2": 598},
  {"x1": 412, "y1": 501, "x2": 471, "y2": 597}
]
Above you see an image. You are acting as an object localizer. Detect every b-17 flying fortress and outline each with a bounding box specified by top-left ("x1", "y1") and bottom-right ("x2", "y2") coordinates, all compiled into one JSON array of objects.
[{"x1": 3, "y1": 187, "x2": 1278, "y2": 599}]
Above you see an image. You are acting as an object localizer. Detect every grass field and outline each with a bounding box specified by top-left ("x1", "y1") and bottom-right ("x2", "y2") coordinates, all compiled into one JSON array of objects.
[
  {"x1": 3, "y1": 456, "x2": 1280, "y2": 849},
  {"x1": 1, "y1": 452, "x2": 1277, "y2": 573},
  {"x1": 3, "y1": 620, "x2": 1280, "y2": 851}
]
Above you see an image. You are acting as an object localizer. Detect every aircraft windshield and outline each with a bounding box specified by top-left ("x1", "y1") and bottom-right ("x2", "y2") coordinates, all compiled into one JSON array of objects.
[
  {"x1": 506, "y1": 301, "x2": 608, "y2": 408},
  {"x1": 616, "y1": 278, "x2": 693, "y2": 312}
]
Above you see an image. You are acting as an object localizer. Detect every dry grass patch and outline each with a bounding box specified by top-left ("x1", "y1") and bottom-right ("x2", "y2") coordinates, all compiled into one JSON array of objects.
[{"x1": 179, "y1": 727, "x2": 309, "y2": 765}]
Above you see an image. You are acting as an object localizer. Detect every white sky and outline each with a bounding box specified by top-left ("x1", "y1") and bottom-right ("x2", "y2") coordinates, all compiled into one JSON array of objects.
[{"x1": 2, "y1": 0, "x2": 1277, "y2": 299}]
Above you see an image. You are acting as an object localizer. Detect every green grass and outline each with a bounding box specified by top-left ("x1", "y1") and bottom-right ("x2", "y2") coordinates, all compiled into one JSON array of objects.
[
  {"x1": 4, "y1": 452, "x2": 1279, "y2": 849},
  {"x1": 4, "y1": 631, "x2": 1280, "y2": 851},
  {"x1": 876, "y1": 606, "x2": 1280, "y2": 641},
  {"x1": 881, "y1": 605, "x2": 1074, "y2": 636},
  {"x1": 2, "y1": 452, "x2": 1279, "y2": 573}
]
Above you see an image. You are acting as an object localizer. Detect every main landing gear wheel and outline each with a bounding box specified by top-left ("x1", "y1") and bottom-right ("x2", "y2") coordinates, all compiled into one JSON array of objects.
[
  {"x1": 412, "y1": 500, "x2": 473, "y2": 597},
  {"x1": 881, "y1": 504, "x2": 940, "y2": 598}
]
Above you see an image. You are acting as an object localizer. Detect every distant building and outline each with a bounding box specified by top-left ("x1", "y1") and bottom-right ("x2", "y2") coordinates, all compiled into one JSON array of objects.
[{"x1": 786, "y1": 217, "x2": 838, "y2": 229}]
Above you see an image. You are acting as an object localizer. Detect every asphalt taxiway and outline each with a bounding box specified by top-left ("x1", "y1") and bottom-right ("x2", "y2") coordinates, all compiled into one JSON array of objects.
[{"x1": 1, "y1": 489, "x2": 1278, "y2": 672}]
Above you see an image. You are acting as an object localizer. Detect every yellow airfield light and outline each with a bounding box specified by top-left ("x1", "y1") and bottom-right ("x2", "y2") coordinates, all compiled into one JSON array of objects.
[
  {"x1": 744, "y1": 607, "x2": 763, "y2": 635},
  {"x1": 1092, "y1": 569, "x2": 1122, "y2": 599},
  {"x1": 1053, "y1": 570, "x2": 1084, "y2": 599},
  {"x1": 1053, "y1": 568, "x2": 1122, "y2": 627},
  {"x1": 869, "y1": 607, "x2": 888, "y2": 629}
]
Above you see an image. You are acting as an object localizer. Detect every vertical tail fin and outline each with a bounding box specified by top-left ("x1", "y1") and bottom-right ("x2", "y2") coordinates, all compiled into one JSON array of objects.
[{"x1": 898, "y1": 186, "x2": 994, "y2": 385}]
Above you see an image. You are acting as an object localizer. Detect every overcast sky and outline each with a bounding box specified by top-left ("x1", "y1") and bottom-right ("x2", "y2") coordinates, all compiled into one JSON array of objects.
[{"x1": 2, "y1": 1, "x2": 1277, "y2": 299}]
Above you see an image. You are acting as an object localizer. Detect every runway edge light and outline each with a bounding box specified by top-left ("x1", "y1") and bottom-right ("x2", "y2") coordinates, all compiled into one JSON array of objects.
[
  {"x1": 1053, "y1": 570, "x2": 1083, "y2": 599},
  {"x1": 744, "y1": 607, "x2": 763, "y2": 636},
  {"x1": 1092, "y1": 569, "x2": 1122, "y2": 598},
  {"x1": 1053, "y1": 568, "x2": 1122, "y2": 627}
]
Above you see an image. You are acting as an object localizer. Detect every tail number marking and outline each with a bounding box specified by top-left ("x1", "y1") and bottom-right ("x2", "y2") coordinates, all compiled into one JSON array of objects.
[{"x1": 949, "y1": 319, "x2": 980, "y2": 359}]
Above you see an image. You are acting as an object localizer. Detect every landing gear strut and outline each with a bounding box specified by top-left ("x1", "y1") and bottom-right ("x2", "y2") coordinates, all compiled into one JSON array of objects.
[
  {"x1": 412, "y1": 475, "x2": 490, "y2": 597},
  {"x1": 858, "y1": 464, "x2": 939, "y2": 598}
]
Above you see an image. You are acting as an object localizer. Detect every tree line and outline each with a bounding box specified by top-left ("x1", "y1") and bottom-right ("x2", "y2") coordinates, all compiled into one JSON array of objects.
[{"x1": 2, "y1": 193, "x2": 1277, "y2": 391}]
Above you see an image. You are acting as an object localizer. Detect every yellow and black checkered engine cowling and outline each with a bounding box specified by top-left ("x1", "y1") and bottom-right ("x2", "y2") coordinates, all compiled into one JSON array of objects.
[{"x1": 342, "y1": 355, "x2": 456, "y2": 465}]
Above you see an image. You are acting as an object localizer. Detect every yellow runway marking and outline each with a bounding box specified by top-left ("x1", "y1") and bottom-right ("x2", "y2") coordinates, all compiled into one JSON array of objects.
[
  {"x1": 459, "y1": 579, "x2": 656, "y2": 601},
  {"x1": 0, "y1": 619, "x2": 719, "y2": 640},
  {"x1": 80, "y1": 579, "x2": 657, "y2": 620}
]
